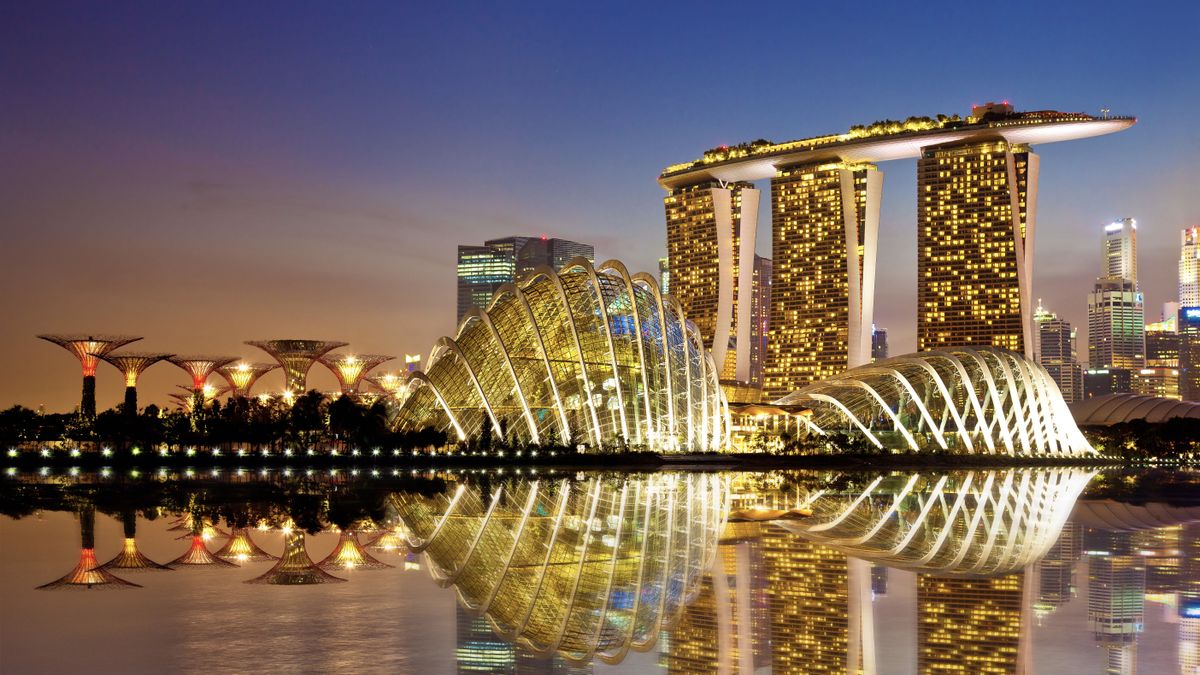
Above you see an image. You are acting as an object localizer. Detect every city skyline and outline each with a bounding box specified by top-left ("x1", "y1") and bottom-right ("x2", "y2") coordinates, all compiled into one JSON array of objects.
[{"x1": 3, "y1": 4, "x2": 1198, "y2": 412}]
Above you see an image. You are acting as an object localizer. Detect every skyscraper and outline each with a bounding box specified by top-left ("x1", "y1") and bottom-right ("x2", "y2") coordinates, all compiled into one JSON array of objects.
[
  {"x1": 456, "y1": 236, "x2": 594, "y2": 321},
  {"x1": 764, "y1": 161, "x2": 881, "y2": 399},
  {"x1": 917, "y1": 572, "x2": 1027, "y2": 673},
  {"x1": 749, "y1": 255, "x2": 772, "y2": 388},
  {"x1": 1035, "y1": 300, "x2": 1082, "y2": 402},
  {"x1": 1086, "y1": 531, "x2": 1145, "y2": 675},
  {"x1": 1103, "y1": 218, "x2": 1137, "y2": 280},
  {"x1": 916, "y1": 140, "x2": 1036, "y2": 358},
  {"x1": 1180, "y1": 306, "x2": 1200, "y2": 401},
  {"x1": 664, "y1": 181, "x2": 759, "y2": 383},
  {"x1": 1088, "y1": 278, "x2": 1145, "y2": 370},
  {"x1": 658, "y1": 256, "x2": 670, "y2": 296},
  {"x1": 1181, "y1": 227, "x2": 1200, "y2": 307},
  {"x1": 870, "y1": 326, "x2": 888, "y2": 362},
  {"x1": 1145, "y1": 315, "x2": 1180, "y2": 368}
]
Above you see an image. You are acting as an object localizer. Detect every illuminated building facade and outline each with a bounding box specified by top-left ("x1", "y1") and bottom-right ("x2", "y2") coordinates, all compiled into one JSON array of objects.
[
  {"x1": 246, "y1": 339, "x2": 348, "y2": 394},
  {"x1": 1086, "y1": 531, "x2": 1145, "y2": 674},
  {"x1": 917, "y1": 573, "x2": 1026, "y2": 674},
  {"x1": 749, "y1": 255, "x2": 771, "y2": 388},
  {"x1": 396, "y1": 259, "x2": 729, "y2": 452},
  {"x1": 1085, "y1": 368, "x2": 1133, "y2": 399},
  {"x1": 1131, "y1": 367, "x2": 1180, "y2": 399},
  {"x1": 1103, "y1": 218, "x2": 1138, "y2": 280},
  {"x1": 664, "y1": 180, "x2": 759, "y2": 385},
  {"x1": 216, "y1": 361, "x2": 279, "y2": 398},
  {"x1": 658, "y1": 256, "x2": 670, "y2": 295},
  {"x1": 99, "y1": 351, "x2": 172, "y2": 415},
  {"x1": 37, "y1": 334, "x2": 142, "y2": 418},
  {"x1": 917, "y1": 140, "x2": 1036, "y2": 357},
  {"x1": 1035, "y1": 301, "x2": 1082, "y2": 403},
  {"x1": 457, "y1": 236, "x2": 595, "y2": 321},
  {"x1": 1181, "y1": 227, "x2": 1200, "y2": 307},
  {"x1": 1089, "y1": 278, "x2": 1145, "y2": 370},
  {"x1": 765, "y1": 161, "x2": 880, "y2": 398},
  {"x1": 1144, "y1": 317, "x2": 1180, "y2": 368},
  {"x1": 870, "y1": 326, "x2": 888, "y2": 362},
  {"x1": 1180, "y1": 306, "x2": 1200, "y2": 401},
  {"x1": 319, "y1": 353, "x2": 394, "y2": 395}
]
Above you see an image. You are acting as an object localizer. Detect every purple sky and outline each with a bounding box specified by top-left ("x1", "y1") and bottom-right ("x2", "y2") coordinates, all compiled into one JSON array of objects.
[{"x1": 2, "y1": 2, "x2": 1198, "y2": 411}]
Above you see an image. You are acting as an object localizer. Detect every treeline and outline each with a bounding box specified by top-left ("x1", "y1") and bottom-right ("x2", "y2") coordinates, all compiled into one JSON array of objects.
[
  {"x1": 0, "y1": 392, "x2": 447, "y2": 452},
  {"x1": 1081, "y1": 418, "x2": 1200, "y2": 461}
]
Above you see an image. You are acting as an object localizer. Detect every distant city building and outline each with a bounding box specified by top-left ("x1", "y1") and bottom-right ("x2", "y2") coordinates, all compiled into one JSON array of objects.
[
  {"x1": 1088, "y1": 277, "x2": 1145, "y2": 369},
  {"x1": 664, "y1": 181, "x2": 759, "y2": 384},
  {"x1": 1085, "y1": 368, "x2": 1133, "y2": 398},
  {"x1": 1180, "y1": 306, "x2": 1200, "y2": 402},
  {"x1": 749, "y1": 255, "x2": 772, "y2": 388},
  {"x1": 917, "y1": 140, "x2": 1036, "y2": 359},
  {"x1": 1132, "y1": 367, "x2": 1181, "y2": 400},
  {"x1": 1181, "y1": 227, "x2": 1200, "y2": 307},
  {"x1": 1086, "y1": 531, "x2": 1145, "y2": 674},
  {"x1": 871, "y1": 326, "x2": 888, "y2": 362},
  {"x1": 658, "y1": 256, "x2": 670, "y2": 296},
  {"x1": 1102, "y1": 218, "x2": 1137, "y2": 281},
  {"x1": 456, "y1": 236, "x2": 594, "y2": 321},
  {"x1": 1035, "y1": 300, "x2": 1082, "y2": 402},
  {"x1": 764, "y1": 161, "x2": 880, "y2": 399},
  {"x1": 918, "y1": 573, "x2": 1025, "y2": 673},
  {"x1": 1145, "y1": 316, "x2": 1180, "y2": 368}
]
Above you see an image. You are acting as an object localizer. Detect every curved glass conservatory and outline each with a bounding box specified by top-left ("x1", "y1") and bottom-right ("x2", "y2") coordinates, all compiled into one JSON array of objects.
[
  {"x1": 394, "y1": 259, "x2": 728, "y2": 452},
  {"x1": 776, "y1": 347, "x2": 1094, "y2": 457}
]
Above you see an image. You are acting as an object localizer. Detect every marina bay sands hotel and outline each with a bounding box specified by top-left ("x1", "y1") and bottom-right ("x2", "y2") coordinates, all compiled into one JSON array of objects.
[{"x1": 659, "y1": 102, "x2": 1135, "y2": 401}]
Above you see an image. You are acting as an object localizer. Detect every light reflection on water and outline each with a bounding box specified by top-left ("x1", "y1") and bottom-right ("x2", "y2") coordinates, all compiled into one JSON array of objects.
[{"x1": 1, "y1": 468, "x2": 1197, "y2": 674}]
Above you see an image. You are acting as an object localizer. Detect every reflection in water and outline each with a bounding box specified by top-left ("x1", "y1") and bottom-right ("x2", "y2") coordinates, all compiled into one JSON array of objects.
[
  {"x1": 318, "y1": 530, "x2": 393, "y2": 571},
  {"x1": 36, "y1": 505, "x2": 141, "y2": 590},
  {"x1": 246, "y1": 527, "x2": 347, "y2": 585},
  {"x1": 100, "y1": 509, "x2": 172, "y2": 571},
  {"x1": 394, "y1": 474, "x2": 726, "y2": 665},
  {"x1": 215, "y1": 527, "x2": 277, "y2": 563}
]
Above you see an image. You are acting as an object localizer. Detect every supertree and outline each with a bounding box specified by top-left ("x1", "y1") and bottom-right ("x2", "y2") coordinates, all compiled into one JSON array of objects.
[
  {"x1": 366, "y1": 524, "x2": 408, "y2": 553},
  {"x1": 100, "y1": 509, "x2": 172, "y2": 571},
  {"x1": 37, "y1": 505, "x2": 141, "y2": 590},
  {"x1": 215, "y1": 528, "x2": 277, "y2": 563},
  {"x1": 216, "y1": 361, "x2": 279, "y2": 398},
  {"x1": 98, "y1": 351, "x2": 172, "y2": 416},
  {"x1": 37, "y1": 334, "x2": 142, "y2": 417},
  {"x1": 318, "y1": 529, "x2": 393, "y2": 571},
  {"x1": 366, "y1": 371, "x2": 408, "y2": 396},
  {"x1": 168, "y1": 356, "x2": 237, "y2": 411},
  {"x1": 169, "y1": 517, "x2": 236, "y2": 568},
  {"x1": 245, "y1": 339, "x2": 347, "y2": 395},
  {"x1": 246, "y1": 525, "x2": 346, "y2": 585},
  {"x1": 319, "y1": 353, "x2": 394, "y2": 396}
]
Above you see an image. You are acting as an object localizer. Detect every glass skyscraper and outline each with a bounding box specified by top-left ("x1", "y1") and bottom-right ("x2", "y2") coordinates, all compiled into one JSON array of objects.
[{"x1": 456, "y1": 236, "x2": 594, "y2": 321}]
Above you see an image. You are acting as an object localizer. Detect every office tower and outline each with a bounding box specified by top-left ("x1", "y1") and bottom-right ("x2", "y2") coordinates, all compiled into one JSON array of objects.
[
  {"x1": 1182, "y1": 227, "x2": 1200, "y2": 307},
  {"x1": 1103, "y1": 218, "x2": 1137, "y2": 281},
  {"x1": 1035, "y1": 300, "x2": 1083, "y2": 402},
  {"x1": 658, "y1": 256, "x2": 670, "y2": 296},
  {"x1": 917, "y1": 572, "x2": 1026, "y2": 673},
  {"x1": 749, "y1": 255, "x2": 771, "y2": 387},
  {"x1": 1180, "y1": 306, "x2": 1200, "y2": 401},
  {"x1": 870, "y1": 326, "x2": 888, "y2": 362},
  {"x1": 1132, "y1": 367, "x2": 1180, "y2": 399},
  {"x1": 765, "y1": 161, "x2": 881, "y2": 399},
  {"x1": 1036, "y1": 523, "x2": 1082, "y2": 620},
  {"x1": 664, "y1": 181, "x2": 759, "y2": 382},
  {"x1": 916, "y1": 140, "x2": 1037, "y2": 358},
  {"x1": 1087, "y1": 531, "x2": 1145, "y2": 675},
  {"x1": 1085, "y1": 368, "x2": 1132, "y2": 398},
  {"x1": 1088, "y1": 278, "x2": 1145, "y2": 369},
  {"x1": 1145, "y1": 316, "x2": 1180, "y2": 367},
  {"x1": 457, "y1": 236, "x2": 595, "y2": 321},
  {"x1": 1179, "y1": 524, "x2": 1200, "y2": 673},
  {"x1": 457, "y1": 605, "x2": 514, "y2": 673}
]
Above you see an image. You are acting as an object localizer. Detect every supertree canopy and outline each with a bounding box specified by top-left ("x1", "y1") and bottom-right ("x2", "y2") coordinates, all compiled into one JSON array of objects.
[
  {"x1": 170, "y1": 517, "x2": 237, "y2": 568},
  {"x1": 366, "y1": 371, "x2": 408, "y2": 396},
  {"x1": 216, "y1": 361, "x2": 279, "y2": 398},
  {"x1": 168, "y1": 355, "x2": 239, "y2": 391},
  {"x1": 246, "y1": 339, "x2": 348, "y2": 395},
  {"x1": 246, "y1": 526, "x2": 346, "y2": 585},
  {"x1": 318, "y1": 530, "x2": 393, "y2": 571},
  {"x1": 37, "y1": 505, "x2": 141, "y2": 590},
  {"x1": 215, "y1": 528, "x2": 277, "y2": 563},
  {"x1": 319, "y1": 353, "x2": 394, "y2": 395},
  {"x1": 38, "y1": 334, "x2": 142, "y2": 417},
  {"x1": 100, "y1": 510, "x2": 172, "y2": 571},
  {"x1": 99, "y1": 351, "x2": 173, "y2": 415}
]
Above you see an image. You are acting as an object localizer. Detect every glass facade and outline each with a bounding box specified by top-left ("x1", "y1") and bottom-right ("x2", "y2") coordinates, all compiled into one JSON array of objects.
[{"x1": 397, "y1": 260, "x2": 728, "y2": 451}]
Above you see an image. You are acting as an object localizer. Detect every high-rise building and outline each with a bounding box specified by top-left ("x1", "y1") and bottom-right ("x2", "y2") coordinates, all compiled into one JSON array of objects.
[
  {"x1": 917, "y1": 140, "x2": 1036, "y2": 358},
  {"x1": 870, "y1": 326, "x2": 888, "y2": 362},
  {"x1": 1036, "y1": 523, "x2": 1082, "y2": 620},
  {"x1": 658, "y1": 256, "x2": 670, "y2": 296},
  {"x1": 457, "y1": 236, "x2": 595, "y2": 321},
  {"x1": 1145, "y1": 316, "x2": 1180, "y2": 368},
  {"x1": 1181, "y1": 227, "x2": 1200, "y2": 307},
  {"x1": 917, "y1": 572, "x2": 1026, "y2": 673},
  {"x1": 664, "y1": 181, "x2": 759, "y2": 383},
  {"x1": 765, "y1": 161, "x2": 881, "y2": 398},
  {"x1": 1086, "y1": 531, "x2": 1145, "y2": 675},
  {"x1": 1132, "y1": 367, "x2": 1181, "y2": 399},
  {"x1": 1085, "y1": 368, "x2": 1132, "y2": 398},
  {"x1": 749, "y1": 255, "x2": 771, "y2": 387},
  {"x1": 1088, "y1": 277, "x2": 1145, "y2": 369},
  {"x1": 1180, "y1": 306, "x2": 1200, "y2": 401},
  {"x1": 1035, "y1": 300, "x2": 1083, "y2": 402},
  {"x1": 1103, "y1": 218, "x2": 1138, "y2": 281}
]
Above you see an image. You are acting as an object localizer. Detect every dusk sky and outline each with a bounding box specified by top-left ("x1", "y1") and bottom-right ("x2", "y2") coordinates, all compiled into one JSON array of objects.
[{"x1": 3, "y1": 2, "x2": 1198, "y2": 412}]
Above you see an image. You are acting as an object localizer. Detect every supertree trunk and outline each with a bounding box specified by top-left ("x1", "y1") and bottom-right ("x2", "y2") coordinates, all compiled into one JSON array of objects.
[
  {"x1": 81, "y1": 375, "x2": 96, "y2": 419},
  {"x1": 123, "y1": 386, "x2": 138, "y2": 417},
  {"x1": 37, "y1": 505, "x2": 141, "y2": 589}
]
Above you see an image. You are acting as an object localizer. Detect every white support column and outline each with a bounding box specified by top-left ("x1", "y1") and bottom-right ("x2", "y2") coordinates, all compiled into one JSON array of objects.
[
  {"x1": 712, "y1": 187, "x2": 735, "y2": 378},
  {"x1": 1007, "y1": 149, "x2": 1040, "y2": 361},
  {"x1": 840, "y1": 167, "x2": 882, "y2": 369},
  {"x1": 735, "y1": 188, "x2": 759, "y2": 382}
]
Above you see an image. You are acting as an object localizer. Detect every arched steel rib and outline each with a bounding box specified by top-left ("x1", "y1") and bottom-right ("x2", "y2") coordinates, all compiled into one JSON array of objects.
[
  {"x1": 601, "y1": 261, "x2": 655, "y2": 445},
  {"x1": 491, "y1": 283, "x2": 571, "y2": 441},
  {"x1": 462, "y1": 308, "x2": 540, "y2": 443},
  {"x1": 406, "y1": 373, "x2": 466, "y2": 441},
  {"x1": 632, "y1": 272, "x2": 675, "y2": 443},
  {"x1": 563, "y1": 258, "x2": 630, "y2": 443},
  {"x1": 432, "y1": 337, "x2": 501, "y2": 440}
]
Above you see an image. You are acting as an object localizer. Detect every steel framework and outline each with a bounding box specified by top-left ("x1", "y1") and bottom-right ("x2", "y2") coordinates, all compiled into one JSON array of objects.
[
  {"x1": 99, "y1": 351, "x2": 173, "y2": 415},
  {"x1": 100, "y1": 510, "x2": 172, "y2": 571},
  {"x1": 318, "y1": 531, "x2": 393, "y2": 571},
  {"x1": 215, "y1": 528, "x2": 277, "y2": 563},
  {"x1": 38, "y1": 334, "x2": 142, "y2": 417},
  {"x1": 319, "y1": 353, "x2": 394, "y2": 395},
  {"x1": 37, "y1": 506, "x2": 141, "y2": 590},
  {"x1": 245, "y1": 528, "x2": 346, "y2": 585},
  {"x1": 246, "y1": 339, "x2": 348, "y2": 394},
  {"x1": 216, "y1": 362, "x2": 279, "y2": 398},
  {"x1": 168, "y1": 355, "x2": 239, "y2": 391}
]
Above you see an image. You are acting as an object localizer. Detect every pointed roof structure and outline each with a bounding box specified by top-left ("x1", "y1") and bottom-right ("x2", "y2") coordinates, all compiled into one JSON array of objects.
[
  {"x1": 215, "y1": 528, "x2": 277, "y2": 563},
  {"x1": 246, "y1": 339, "x2": 348, "y2": 394},
  {"x1": 319, "y1": 353, "x2": 394, "y2": 395},
  {"x1": 216, "y1": 362, "x2": 279, "y2": 398},
  {"x1": 246, "y1": 528, "x2": 346, "y2": 585},
  {"x1": 100, "y1": 510, "x2": 171, "y2": 571},
  {"x1": 318, "y1": 531, "x2": 393, "y2": 571},
  {"x1": 37, "y1": 506, "x2": 141, "y2": 590}
]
